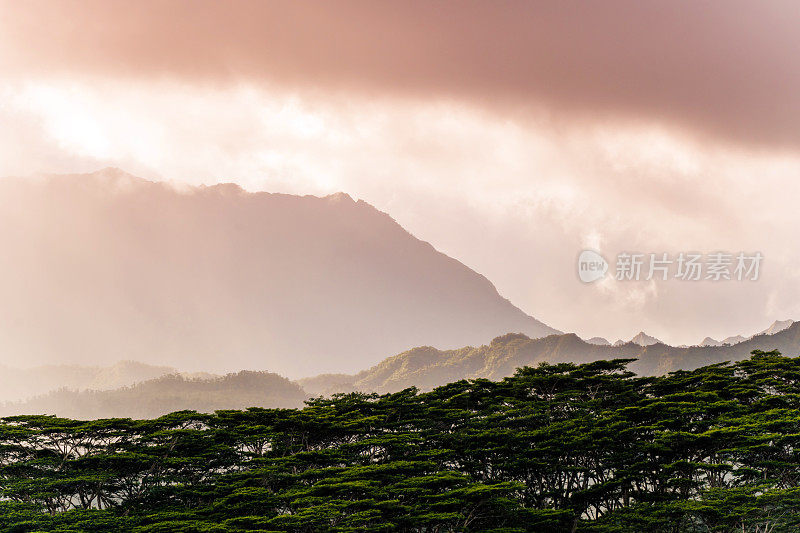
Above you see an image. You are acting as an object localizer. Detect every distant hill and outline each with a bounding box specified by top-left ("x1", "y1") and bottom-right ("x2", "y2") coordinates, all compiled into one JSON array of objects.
[
  {"x1": 693, "y1": 319, "x2": 794, "y2": 347},
  {"x1": 757, "y1": 319, "x2": 794, "y2": 336},
  {"x1": 0, "y1": 371, "x2": 307, "y2": 419},
  {"x1": 0, "y1": 361, "x2": 188, "y2": 402},
  {"x1": 721, "y1": 335, "x2": 748, "y2": 345},
  {"x1": 602, "y1": 332, "x2": 661, "y2": 347},
  {"x1": 629, "y1": 331, "x2": 661, "y2": 346},
  {"x1": 633, "y1": 322, "x2": 800, "y2": 375},
  {"x1": 0, "y1": 169, "x2": 558, "y2": 376},
  {"x1": 7, "y1": 324, "x2": 800, "y2": 417},
  {"x1": 300, "y1": 333, "x2": 644, "y2": 395},
  {"x1": 301, "y1": 323, "x2": 800, "y2": 395},
  {"x1": 699, "y1": 337, "x2": 723, "y2": 347}
]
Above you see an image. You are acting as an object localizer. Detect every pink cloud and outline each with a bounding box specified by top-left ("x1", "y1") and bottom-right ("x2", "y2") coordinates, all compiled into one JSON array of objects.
[{"x1": 1, "y1": 1, "x2": 799, "y2": 148}]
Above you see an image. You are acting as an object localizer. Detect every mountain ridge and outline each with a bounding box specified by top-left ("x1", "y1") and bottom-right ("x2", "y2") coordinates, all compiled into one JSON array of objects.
[
  {"x1": 0, "y1": 361, "x2": 182, "y2": 403},
  {"x1": 6, "y1": 323, "x2": 800, "y2": 417},
  {"x1": 691, "y1": 319, "x2": 795, "y2": 347},
  {"x1": 0, "y1": 169, "x2": 558, "y2": 376},
  {"x1": 0, "y1": 370, "x2": 307, "y2": 419},
  {"x1": 301, "y1": 322, "x2": 800, "y2": 395}
]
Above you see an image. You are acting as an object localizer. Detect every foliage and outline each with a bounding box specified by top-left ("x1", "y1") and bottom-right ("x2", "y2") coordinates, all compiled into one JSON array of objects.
[{"x1": 2, "y1": 351, "x2": 800, "y2": 531}]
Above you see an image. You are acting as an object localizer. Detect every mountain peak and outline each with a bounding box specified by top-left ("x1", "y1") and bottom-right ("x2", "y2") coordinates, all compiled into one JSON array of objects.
[
  {"x1": 325, "y1": 191, "x2": 354, "y2": 203},
  {"x1": 490, "y1": 332, "x2": 532, "y2": 346},
  {"x1": 721, "y1": 335, "x2": 747, "y2": 345},
  {"x1": 630, "y1": 331, "x2": 661, "y2": 346},
  {"x1": 759, "y1": 319, "x2": 794, "y2": 336},
  {"x1": 699, "y1": 337, "x2": 722, "y2": 347}
]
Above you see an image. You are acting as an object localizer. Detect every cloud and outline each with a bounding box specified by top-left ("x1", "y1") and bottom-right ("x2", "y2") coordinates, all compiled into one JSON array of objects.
[
  {"x1": 1, "y1": 1, "x2": 799, "y2": 149},
  {"x1": 1, "y1": 1, "x2": 799, "y2": 348},
  {"x1": 1, "y1": 79, "x2": 799, "y2": 346}
]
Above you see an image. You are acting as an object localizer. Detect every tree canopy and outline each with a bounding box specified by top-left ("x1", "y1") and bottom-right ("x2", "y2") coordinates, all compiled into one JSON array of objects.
[{"x1": 2, "y1": 350, "x2": 800, "y2": 532}]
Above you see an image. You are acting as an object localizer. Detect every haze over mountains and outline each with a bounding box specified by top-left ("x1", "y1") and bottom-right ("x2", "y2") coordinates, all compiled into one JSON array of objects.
[
  {"x1": 5, "y1": 320, "x2": 800, "y2": 418},
  {"x1": 587, "y1": 331, "x2": 662, "y2": 347},
  {"x1": 584, "y1": 321, "x2": 795, "y2": 349},
  {"x1": 2, "y1": 168, "x2": 796, "y2": 418},
  {"x1": 0, "y1": 361, "x2": 202, "y2": 403},
  {"x1": 0, "y1": 169, "x2": 557, "y2": 377},
  {"x1": 301, "y1": 320, "x2": 800, "y2": 395},
  {"x1": 696, "y1": 319, "x2": 793, "y2": 347},
  {"x1": 0, "y1": 370, "x2": 307, "y2": 419}
]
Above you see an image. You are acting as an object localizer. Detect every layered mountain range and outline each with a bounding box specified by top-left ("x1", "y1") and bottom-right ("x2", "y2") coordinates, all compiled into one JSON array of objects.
[
  {"x1": 697, "y1": 319, "x2": 794, "y2": 346},
  {"x1": 300, "y1": 320, "x2": 800, "y2": 395},
  {"x1": 5, "y1": 320, "x2": 800, "y2": 418},
  {"x1": 584, "y1": 320, "x2": 794, "y2": 349},
  {"x1": 2, "y1": 168, "x2": 795, "y2": 418}
]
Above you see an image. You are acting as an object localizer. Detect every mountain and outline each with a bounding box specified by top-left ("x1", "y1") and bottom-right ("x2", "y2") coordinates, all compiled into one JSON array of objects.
[
  {"x1": 299, "y1": 332, "x2": 644, "y2": 395},
  {"x1": 0, "y1": 361, "x2": 187, "y2": 402},
  {"x1": 608, "y1": 332, "x2": 662, "y2": 347},
  {"x1": 0, "y1": 169, "x2": 558, "y2": 376},
  {"x1": 0, "y1": 371, "x2": 308, "y2": 419},
  {"x1": 585, "y1": 336, "x2": 611, "y2": 346},
  {"x1": 8, "y1": 323, "x2": 800, "y2": 416},
  {"x1": 758, "y1": 319, "x2": 794, "y2": 336},
  {"x1": 633, "y1": 322, "x2": 800, "y2": 375},
  {"x1": 301, "y1": 323, "x2": 800, "y2": 395},
  {"x1": 629, "y1": 331, "x2": 661, "y2": 346},
  {"x1": 721, "y1": 335, "x2": 747, "y2": 345},
  {"x1": 695, "y1": 320, "x2": 795, "y2": 347}
]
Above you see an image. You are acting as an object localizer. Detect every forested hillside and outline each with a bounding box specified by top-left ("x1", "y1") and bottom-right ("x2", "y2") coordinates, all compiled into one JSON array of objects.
[
  {"x1": 301, "y1": 324, "x2": 800, "y2": 395},
  {"x1": 3, "y1": 351, "x2": 800, "y2": 532},
  {"x1": 0, "y1": 361, "x2": 183, "y2": 403},
  {"x1": 0, "y1": 371, "x2": 307, "y2": 418}
]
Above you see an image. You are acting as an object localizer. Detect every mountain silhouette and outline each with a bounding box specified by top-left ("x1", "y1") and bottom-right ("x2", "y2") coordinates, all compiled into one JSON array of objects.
[
  {"x1": 0, "y1": 169, "x2": 557, "y2": 376},
  {"x1": 301, "y1": 322, "x2": 800, "y2": 395}
]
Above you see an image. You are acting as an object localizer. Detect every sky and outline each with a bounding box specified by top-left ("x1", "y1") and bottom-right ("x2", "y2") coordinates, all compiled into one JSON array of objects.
[{"x1": 1, "y1": 0, "x2": 800, "y2": 345}]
